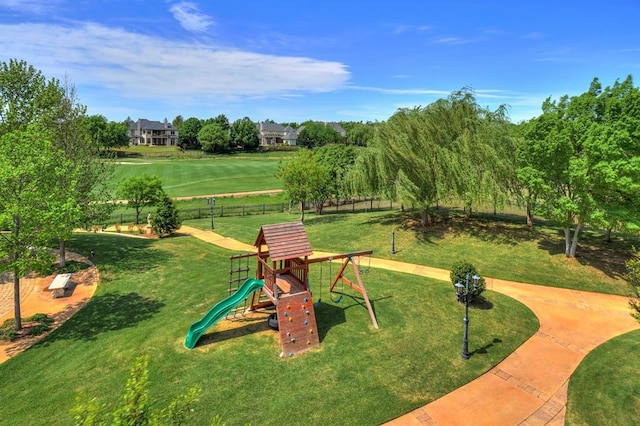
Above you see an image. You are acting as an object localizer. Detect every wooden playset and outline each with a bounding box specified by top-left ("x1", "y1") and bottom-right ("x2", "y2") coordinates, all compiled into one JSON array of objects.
[{"x1": 185, "y1": 221, "x2": 378, "y2": 357}]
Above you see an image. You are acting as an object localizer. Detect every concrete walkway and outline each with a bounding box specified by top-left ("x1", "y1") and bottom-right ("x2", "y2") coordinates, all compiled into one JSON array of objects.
[{"x1": 179, "y1": 225, "x2": 640, "y2": 426}]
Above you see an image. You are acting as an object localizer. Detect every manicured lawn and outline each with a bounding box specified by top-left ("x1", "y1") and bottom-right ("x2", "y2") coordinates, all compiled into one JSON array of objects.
[
  {"x1": 0, "y1": 233, "x2": 538, "y2": 425},
  {"x1": 112, "y1": 156, "x2": 284, "y2": 197},
  {"x1": 185, "y1": 209, "x2": 636, "y2": 296},
  {"x1": 566, "y1": 329, "x2": 640, "y2": 425}
]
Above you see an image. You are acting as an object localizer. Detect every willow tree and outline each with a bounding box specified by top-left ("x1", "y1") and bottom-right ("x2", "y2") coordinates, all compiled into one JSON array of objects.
[{"x1": 354, "y1": 89, "x2": 515, "y2": 226}]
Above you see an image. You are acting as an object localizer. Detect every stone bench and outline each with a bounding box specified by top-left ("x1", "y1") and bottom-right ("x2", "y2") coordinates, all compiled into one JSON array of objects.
[{"x1": 48, "y1": 273, "x2": 72, "y2": 298}]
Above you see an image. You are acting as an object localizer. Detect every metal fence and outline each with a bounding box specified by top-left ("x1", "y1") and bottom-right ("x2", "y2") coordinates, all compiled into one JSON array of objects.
[{"x1": 105, "y1": 197, "x2": 397, "y2": 225}]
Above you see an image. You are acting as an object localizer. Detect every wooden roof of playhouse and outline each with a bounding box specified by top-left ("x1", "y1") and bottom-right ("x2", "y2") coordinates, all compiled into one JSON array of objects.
[{"x1": 254, "y1": 222, "x2": 313, "y2": 261}]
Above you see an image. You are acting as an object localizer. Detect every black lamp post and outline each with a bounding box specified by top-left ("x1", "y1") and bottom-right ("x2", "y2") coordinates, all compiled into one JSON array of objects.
[
  {"x1": 391, "y1": 230, "x2": 396, "y2": 255},
  {"x1": 454, "y1": 273, "x2": 480, "y2": 360},
  {"x1": 207, "y1": 197, "x2": 216, "y2": 230}
]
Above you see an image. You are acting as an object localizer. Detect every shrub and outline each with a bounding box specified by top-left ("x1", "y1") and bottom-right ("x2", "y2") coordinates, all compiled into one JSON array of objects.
[
  {"x1": 72, "y1": 355, "x2": 201, "y2": 425},
  {"x1": 29, "y1": 323, "x2": 51, "y2": 336},
  {"x1": 450, "y1": 260, "x2": 486, "y2": 304},
  {"x1": 27, "y1": 313, "x2": 53, "y2": 324},
  {"x1": 624, "y1": 248, "x2": 640, "y2": 321}
]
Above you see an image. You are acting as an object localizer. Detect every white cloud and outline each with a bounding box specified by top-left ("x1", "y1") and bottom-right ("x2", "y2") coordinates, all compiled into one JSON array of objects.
[
  {"x1": 350, "y1": 85, "x2": 450, "y2": 96},
  {"x1": 169, "y1": 2, "x2": 214, "y2": 33},
  {"x1": 0, "y1": 22, "x2": 350, "y2": 103},
  {"x1": 0, "y1": 0, "x2": 63, "y2": 14}
]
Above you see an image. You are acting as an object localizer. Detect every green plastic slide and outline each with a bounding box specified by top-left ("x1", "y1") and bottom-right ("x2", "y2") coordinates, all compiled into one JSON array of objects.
[{"x1": 184, "y1": 278, "x2": 264, "y2": 349}]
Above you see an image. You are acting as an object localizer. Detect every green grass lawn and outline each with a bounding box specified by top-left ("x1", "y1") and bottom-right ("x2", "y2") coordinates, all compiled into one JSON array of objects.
[
  {"x1": 0, "y1": 233, "x2": 538, "y2": 426},
  {"x1": 566, "y1": 329, "x2": 640, "y2": 425},
  {"x1": 112, "y1": 156, "x2": 284, "y2": 197},
  {"x1": 185, "y1": 209, "x2": 636, "y2": 297}
]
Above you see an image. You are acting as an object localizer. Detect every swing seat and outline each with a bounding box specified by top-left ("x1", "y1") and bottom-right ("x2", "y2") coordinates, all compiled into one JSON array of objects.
[{"x1": 330, "y1": 292, "x2": 343, "y2": 304}]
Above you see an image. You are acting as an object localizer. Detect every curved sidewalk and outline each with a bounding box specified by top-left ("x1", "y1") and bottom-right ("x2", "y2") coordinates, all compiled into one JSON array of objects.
[{"x1": 180, "y1": 225, "x2": 640, "y2": 425}]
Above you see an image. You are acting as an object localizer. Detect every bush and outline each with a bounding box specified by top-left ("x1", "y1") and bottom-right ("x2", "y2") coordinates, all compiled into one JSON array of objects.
[
  {"x1": 450, "y1": 260, "x2": 486, "y2": 304},
  {"x1": 72, "y1": 355, "x2": 201, "y2": 425},
  {"x1": 624, "y1": 248, "x2": 640, "y2": 321}
]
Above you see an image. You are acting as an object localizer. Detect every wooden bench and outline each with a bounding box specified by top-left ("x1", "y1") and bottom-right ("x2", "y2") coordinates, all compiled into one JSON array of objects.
[{"x1": 48, "y1": 273, "x2": 72, "y2": 298}]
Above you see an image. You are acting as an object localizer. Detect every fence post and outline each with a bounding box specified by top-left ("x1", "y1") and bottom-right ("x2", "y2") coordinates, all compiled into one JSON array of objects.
[
  {"x1": 221, "y1": 205, "x2": 224, "y2": 217},
  {"x1": 371, "y1": 198, "x2": 373, "y2": 210},
  {"x1": 263, "y1": 204, "x2": 265, "y2": 214},
  {"x1": 352, "y1": 199, "x2": 355, "y2": 212},
  {"x1": 120, "y1": 213, "x2": 123, "y2": 223},
  {"x1": 242, "y1": 205, "x2": 245, "y2": 216}
]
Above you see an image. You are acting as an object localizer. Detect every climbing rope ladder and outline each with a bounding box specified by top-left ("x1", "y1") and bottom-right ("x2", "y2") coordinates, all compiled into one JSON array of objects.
[{"x1": 227, "y1": 253, "x2": 253, "y2": 318}]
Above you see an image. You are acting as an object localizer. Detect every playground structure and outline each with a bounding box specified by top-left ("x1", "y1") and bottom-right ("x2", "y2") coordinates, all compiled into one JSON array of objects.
[{"x1": 185, "y1": 221, "x2": 378, "y2": 356}]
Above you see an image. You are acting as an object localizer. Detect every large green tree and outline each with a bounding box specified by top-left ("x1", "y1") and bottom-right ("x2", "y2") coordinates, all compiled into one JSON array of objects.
[
  {"x1": 117, "y1": 174, "x2": 164, "y2": 224},
  {"x1": 313, "y1": 144, "x2": 359, "y2": 201},
  {"x1": 275, "y1": 150, "x2": 332, "y2": 221},
  {"x1": 48, "y1": 78, "x2": 114, "y2": 267},
  {"x1": 85, "y1": 115, "x2": 129, "y2": 149},
  {"x1": 198, "y1": 123, "x2": 231, "y2": 153},
  {"x1": 230, "y1": 117, "x2": 259, "y2": 150},
  {"x1": 520, "y1": 77, "x2": 640, "y2": 257},
  {"x1": 0, "y1": 60, "x2": 111, "y2": 329},
  {"x1": 354, "y1": 90, "x2": 515, "y2": 226},
  {"x1": 179, "y1": 117, "x2": 202, "y2": 148},
  {"x1": 0, "y1": 128, "x2": 76, "y2": 330},
  {"x1": 297, "y1": 122, "x2": 344, "y2": 148}
]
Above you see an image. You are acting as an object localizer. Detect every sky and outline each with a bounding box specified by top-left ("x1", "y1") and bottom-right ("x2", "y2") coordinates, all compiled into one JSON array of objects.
[{"x1": 1, "y1": 0, "x2": 639, "y2": 125}]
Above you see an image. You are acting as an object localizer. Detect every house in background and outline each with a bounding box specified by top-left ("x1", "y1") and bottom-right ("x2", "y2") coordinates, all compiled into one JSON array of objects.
[
  {"x1": 256, "y1": 122, "x2": 298, "y2": 146},
  {"x1": 296, "y1": 121, "x2": 347, "y2": 137},
  {"x1": 129, "y1": 118, "x2": 179, "y2": 146}
]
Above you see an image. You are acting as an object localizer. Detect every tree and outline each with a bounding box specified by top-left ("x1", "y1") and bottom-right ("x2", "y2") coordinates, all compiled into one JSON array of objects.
[
  {"x1": 520, "y1": 77, "x2": 640, "y2": 257},
  {"x1": 172, "y1": 114, "x2": 184, "y2": 130},
  {"x1": 313, "y1": 144, "x2": 358, "y2": 200},
  {"x1": 84, "y1": 114, "x2": 129, "y2": 150},
  {"x1": 230, "y1": 117, "x2": 259, "y2": 150},
  {"x1": 117, "y1": 174, "x2": 164, "y2": 224},
  {"x1": 198, "y1": 123, "x2": 231, "y2": 153},
  {"x1": 355, "y1": 89, "x2": 515, "y2": 226},
  {"x1": 203, "y1": 114, "x2": 230, "y2": 132},
  {"x1": 72, "y1": 355, "x2": 201, "y2": 425},
  {"x1": 179, "y1": 117, "x2": 202, "y2": 148},
  {"x1": 345, "y1": 122, "x2": 376, "y2": 146},
  {"x1": 297, "y1": 122, "x2": 343, "y2": 148},
  {"x1": 276, "y1": 150, "x2": 332, "y2": 221},
  {"x1": 0, "y1": 128, "x2": 75, "y2": 330},
  {"x1": 0, "y1": 60, "x2": 110, "y2": 329},
  {"x1": 0, "y1": 59, "x2": 63, "y2": 134},
  {"x1": 152, "y1": 194, "x2": 182, "y2": 237}
]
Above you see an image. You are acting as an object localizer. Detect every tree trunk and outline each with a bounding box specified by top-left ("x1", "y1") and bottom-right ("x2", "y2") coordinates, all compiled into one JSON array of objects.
[
  {"x1": 59, "y1": 239, "x2": 66, "y2": 268},
  {"x1": 605, "y1": 228, "x2": 612, "y2": 243},
  {"x1": 563, "y1": 227, "x2": 572, "y2": 257},
  {"x1": 526, "y1": 202, "x2": 534, "y2": 228},
  {"x1": 421, "y1": 208, "x2": 431, "y2": 227},
  {"x1": 569, "y1": 222, "x2": 582, "y2": 258},
  {"x1": 299, "y1": 200, "x2": 305, "y2": 223},
  {"x1": 13, "y1": 270, "x2": 22, "y2": 330}
]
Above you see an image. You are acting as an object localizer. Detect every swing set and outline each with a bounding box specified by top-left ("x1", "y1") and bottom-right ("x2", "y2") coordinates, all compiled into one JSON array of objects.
[{"x1": 309, "y1": 250, "x2": 378, "y2": 329}]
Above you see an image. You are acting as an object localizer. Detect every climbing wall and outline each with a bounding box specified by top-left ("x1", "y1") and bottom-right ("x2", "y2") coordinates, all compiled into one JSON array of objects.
[{"x1": 276, "y1": 291, "x2": 320, "y2": 357}]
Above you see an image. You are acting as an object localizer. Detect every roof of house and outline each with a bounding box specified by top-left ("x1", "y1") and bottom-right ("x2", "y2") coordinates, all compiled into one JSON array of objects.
[
  {"x1": 130, "y1": 118, "x2": 175, "y2": 131},
  {"x1": 256, "y1": 122, "x2": 286, "y2": 133},
  {"x1": 254, "y1": 222, "x2": 313, "y2": 261}
]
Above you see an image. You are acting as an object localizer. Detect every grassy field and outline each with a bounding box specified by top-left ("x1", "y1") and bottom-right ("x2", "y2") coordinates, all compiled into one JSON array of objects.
[
  {"x1": 566, "y1": 329, "x2": 640, "y2": 425},
  {"x1": 0, "y1": 233, "x2": 538, "y2": 425},
  {"x1": 112, "y1": 155, "x2": 285, "y2": 198},
  {"x1": 185, "y1": 209, "x2": 637, "y2": 297}
]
